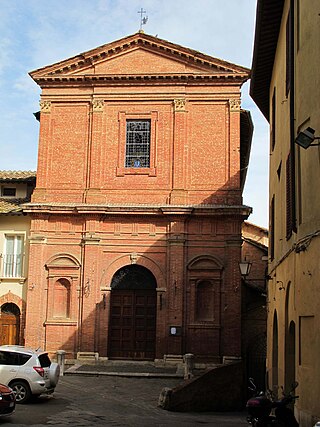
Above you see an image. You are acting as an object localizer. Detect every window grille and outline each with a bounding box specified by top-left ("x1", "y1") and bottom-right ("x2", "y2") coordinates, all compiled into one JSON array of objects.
[{"x1": 125, "y1": 120, "x2": 150, "y2": 168}]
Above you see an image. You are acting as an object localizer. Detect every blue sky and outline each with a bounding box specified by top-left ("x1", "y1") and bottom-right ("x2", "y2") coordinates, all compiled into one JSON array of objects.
[{"x1": 0, "y1": 0, "x2": 269, "y2": 227}]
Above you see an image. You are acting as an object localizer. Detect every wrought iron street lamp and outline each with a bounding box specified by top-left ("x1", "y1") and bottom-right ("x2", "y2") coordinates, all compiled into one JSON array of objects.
[{"x1": 239, "y1": 259, "x2": 252, "y2": 278}]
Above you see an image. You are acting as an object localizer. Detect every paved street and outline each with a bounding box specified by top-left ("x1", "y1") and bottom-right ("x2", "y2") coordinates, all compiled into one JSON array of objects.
[{"x1": 1, "y1": 375, "x2": 248, "y2": 426}]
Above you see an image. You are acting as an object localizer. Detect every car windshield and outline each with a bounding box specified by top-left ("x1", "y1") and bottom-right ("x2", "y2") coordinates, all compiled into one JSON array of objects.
[{"x1": 38, "y1": 353, "x2": 51, "y2": 367}]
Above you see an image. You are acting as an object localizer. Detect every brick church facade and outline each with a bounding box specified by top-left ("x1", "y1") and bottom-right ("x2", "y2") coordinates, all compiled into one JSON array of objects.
[{"x1": 25, "y1": 32, "x2": 252, "y2": 363}]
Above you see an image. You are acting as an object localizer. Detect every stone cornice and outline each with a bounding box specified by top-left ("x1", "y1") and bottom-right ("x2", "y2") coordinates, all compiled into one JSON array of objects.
[
  {"x1": 33, "y1": 73, "x2": 248, "y2": 87},
  {"x1": 22, "y1": 203, "x2": 252, "y2": 217}
]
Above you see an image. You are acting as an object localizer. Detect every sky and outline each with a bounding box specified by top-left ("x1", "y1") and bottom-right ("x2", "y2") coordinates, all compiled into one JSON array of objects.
[{"x1": 0, "y1": 0, "x2": 269, "y2": 228}]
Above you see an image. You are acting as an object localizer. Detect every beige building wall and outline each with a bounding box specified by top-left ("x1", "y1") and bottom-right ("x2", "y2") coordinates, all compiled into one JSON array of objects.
[
  {"x1": 0, "y1": 215, "x2": 30, "y2": 302},
  {"x1": 0, "y1": 171, "x2": 35, "y2": 345},
  {"x1": 266, "y1": 0, "x2": 320, "y2": 425}
]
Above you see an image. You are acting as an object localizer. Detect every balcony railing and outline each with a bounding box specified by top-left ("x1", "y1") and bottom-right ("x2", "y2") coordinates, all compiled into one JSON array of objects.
[{"x1": 1, "y1": 254, "x2": 24, "y2": 278}]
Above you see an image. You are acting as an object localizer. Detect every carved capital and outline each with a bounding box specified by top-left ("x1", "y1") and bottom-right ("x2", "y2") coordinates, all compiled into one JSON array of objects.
[
  {"x1": 92, "y1": 99, "x2": 104, "y2": 112},
  {"x1": 229, "y1": 99, "x2": 241, "y2": 112},
  {"x1": 173, "y1": 99, "x2": 186, "y2": 112},
  {"x1": 40, "y1": 100, "x2": 52, "y2": 113}
]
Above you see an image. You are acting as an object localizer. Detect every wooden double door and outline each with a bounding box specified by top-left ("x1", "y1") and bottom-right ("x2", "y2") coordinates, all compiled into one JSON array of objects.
[
  {"x1": 0, "y1": 314, "x2": 19, "y2": 345},
  {"x1": 108, "y1": 289, "x2": 156, "y2": 360}
]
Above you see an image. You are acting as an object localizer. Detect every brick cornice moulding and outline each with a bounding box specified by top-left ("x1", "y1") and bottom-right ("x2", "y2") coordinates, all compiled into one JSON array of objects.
[
  {"x1": 33, "y1": 73, "x2": 249, "y2": 88},
  {"x1": 23, "y1": 203, "x2": 252, "y2": 217},
  {"x1": 29, "y1": 235, "x2": 47, "y2": 243}
]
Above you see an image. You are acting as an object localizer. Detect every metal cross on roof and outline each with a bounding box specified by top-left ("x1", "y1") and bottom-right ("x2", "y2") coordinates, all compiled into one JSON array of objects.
[{"x1": 138, "y1": 8, "x2": 148, "y2": 32}]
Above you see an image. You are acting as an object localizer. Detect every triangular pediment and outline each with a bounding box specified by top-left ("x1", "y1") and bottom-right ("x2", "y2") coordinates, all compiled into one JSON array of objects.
[
  {"x1": 30, "y1": 32, "x2": 250, "y2": 83},
  {"x1": 72, "y1": 48, "x2": 208, "y2": 76}
]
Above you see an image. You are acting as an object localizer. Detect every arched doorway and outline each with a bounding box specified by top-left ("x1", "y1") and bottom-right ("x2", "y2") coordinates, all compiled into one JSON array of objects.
[
  {"x1": 284, "y1": 282, "x2": 296, "y2": 392},
  {"x1": 108, "y1": 265, "x2": 157, "y2": 360},
  {"x1": 285, "y1": 321, "x2": 296, "y2": 392},
  {"x1": 0, "y1": 303, "x2": 20, "y2": 345},
  {"x1": 271, "y1": 311, "x2": 279, "y2": 390}
]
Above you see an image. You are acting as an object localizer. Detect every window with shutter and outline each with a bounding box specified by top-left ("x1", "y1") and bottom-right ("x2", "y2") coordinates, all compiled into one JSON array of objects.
[
  {"x1": 286, "y1": 152, "x2": 293, "y2": 239},
  {"x1": 270, "y1": 196, "x2": 275, "y2": 261},
  {"x1": 271, "y1": 89, "x2": 276, "y2": 151},
  {"x1": 286, "y1": 9, "x2": 292, "y2": 96}
]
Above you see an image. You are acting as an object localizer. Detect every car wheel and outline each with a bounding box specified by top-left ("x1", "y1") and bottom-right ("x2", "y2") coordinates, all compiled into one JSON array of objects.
[
  {"x1": 49, "y1": 362, "x2": 60, "y2": 386},
  {"x1": 10, "y1": 381, "x2": 31, "y2": 404}
]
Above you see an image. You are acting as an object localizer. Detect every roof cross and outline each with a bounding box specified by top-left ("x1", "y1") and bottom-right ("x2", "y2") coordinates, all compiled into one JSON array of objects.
[{"x1": 137, "y1": 8, "x2": 148, "y2": 32}]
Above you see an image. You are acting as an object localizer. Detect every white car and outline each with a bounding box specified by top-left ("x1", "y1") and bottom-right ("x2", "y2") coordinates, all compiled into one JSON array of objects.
[{"x1": 0, "y1": 345, "x2": 60, "y2": 403}]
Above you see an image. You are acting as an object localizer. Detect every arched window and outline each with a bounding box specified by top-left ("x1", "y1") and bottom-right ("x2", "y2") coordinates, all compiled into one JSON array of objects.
[
  {"x1": 53, "y1": 278, "x2": 71, "y2": 318},
  {"x1": 196, "y1": 280, "x2": 215, "y2": 321}
]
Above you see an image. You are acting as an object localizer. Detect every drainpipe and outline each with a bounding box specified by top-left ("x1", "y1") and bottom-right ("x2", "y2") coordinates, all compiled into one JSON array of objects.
[{"x1": 290, "y1": 0, "x2": 297, "y2": 233}]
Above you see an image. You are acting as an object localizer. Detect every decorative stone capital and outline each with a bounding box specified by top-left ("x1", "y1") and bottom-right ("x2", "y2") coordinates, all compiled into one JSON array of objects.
[
  {"x1": 39, "y1": 100, "x2": 52, "y2": 113},
  {"x1": 173, "y1": 99, "x2": 186, "y2": 112},
  {"x1": 92, "y1": 99, "x2": 104, "y2": 112},
  {"x1": 229, "y1": 98, "x2": 241, "y2": 112}
]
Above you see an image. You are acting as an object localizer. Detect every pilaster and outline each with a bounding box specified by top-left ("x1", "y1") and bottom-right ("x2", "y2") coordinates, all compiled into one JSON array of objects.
[
  {"x1": 228, "y1": 97, "x2": 241, "y2": 189},
  {"x1": 86, "y1": 98, "x2": 105, "y2": 199},
  {"x1": 166, "y1": 218, "x2": 186, "y2": 356},
  {"x1": 170, "y1": 99, "x2": 188, "y2": 204}
]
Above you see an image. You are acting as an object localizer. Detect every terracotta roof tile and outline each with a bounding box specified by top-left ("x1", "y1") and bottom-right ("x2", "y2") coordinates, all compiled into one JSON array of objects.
[
  {"x1": 0, "y1": 170, "x2": 36, "y2": 181},
  {"x1": 0, "y1": 198, "x2": 30, "y2": 214}
]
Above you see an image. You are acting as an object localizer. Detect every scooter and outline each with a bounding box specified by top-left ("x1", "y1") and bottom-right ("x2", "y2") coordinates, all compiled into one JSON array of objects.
[{"x1": 246, "y1": 378, "x2": 299, "y2": 426}]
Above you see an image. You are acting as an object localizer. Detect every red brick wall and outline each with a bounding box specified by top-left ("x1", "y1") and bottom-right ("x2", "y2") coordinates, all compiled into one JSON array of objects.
[
  {"x1": 25, "y1": 214, "x2": 244, "y2": 361},
  {"x1": 26, "y1": 37, "x2": 249, "y2": 362}
]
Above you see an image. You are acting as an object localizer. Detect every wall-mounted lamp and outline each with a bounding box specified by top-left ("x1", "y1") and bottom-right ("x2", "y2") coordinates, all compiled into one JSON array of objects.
[
  {"x1": 239, "y1": 259, "x2": 252, "y2": 278},
  {"x1": 169, "y1": 326, "x2": 181, "y2": 336},
  {"x1": 295, "y1": 127, "x2": 320, "y2": 149}
]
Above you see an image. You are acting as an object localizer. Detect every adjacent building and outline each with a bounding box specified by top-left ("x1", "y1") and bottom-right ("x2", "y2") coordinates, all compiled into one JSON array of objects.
[
  {"x1": 241, "y1": 221, "x2": 268, "y2": 390},
  {"x1": 24, "y1": 32, "x2": 252, "y2": 365},
  {"x1": 0, "y1": 171, "x2": 36, "y2": 345},
  {"x1": 251, "y1": 1, "x2": 320, "y2": 425}
]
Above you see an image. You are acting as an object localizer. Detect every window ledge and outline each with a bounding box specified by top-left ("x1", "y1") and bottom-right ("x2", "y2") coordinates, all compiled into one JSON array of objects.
[
  {"x1": 188, "y1": 323, "x2": 221, "y2": 329},
  {"x1": 45, "y1": 319, "x2": 77, "y2": 326},
  {"x1": 116, "y1": 167, "x2": 156, "y2": 177},
  {"x1": 0, "y1": 277, "x2": 26, "y2": 284}
]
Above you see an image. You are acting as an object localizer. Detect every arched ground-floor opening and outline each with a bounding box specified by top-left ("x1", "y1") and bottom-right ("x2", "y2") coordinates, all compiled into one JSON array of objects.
[
  {"x1": 108, "y1": 265, "x2": 157, "y2": 360},
  {"x1": 271, "y1": 310, "x2": 279, "y2": 390},
  {"x1": 285, "y1": 320, "x2": 296, "y2": 392},
  {"x1": 0, "y1": 303, "x2": 20, "y2": 345}
]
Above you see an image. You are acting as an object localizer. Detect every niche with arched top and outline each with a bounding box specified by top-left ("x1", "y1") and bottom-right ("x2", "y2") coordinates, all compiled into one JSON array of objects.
[
  {"x1": 45, "y1": 254, "x2": 80, "y2": 322},
  {"x1": 187, "y1": 255, "x2": 223, "y2": 325},
  {"x1": 53, "y1": 278, "x2": 71, "y2": 318},
  {"x1": 196, "y1": 280, "x2": 216, "y2": 321}
]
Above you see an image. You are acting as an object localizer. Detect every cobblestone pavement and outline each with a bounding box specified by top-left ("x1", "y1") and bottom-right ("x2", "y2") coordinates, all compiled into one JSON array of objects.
[{"x1": 2, "y1": 375, "x2": 248, "y2": 426}]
